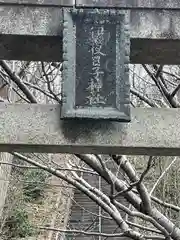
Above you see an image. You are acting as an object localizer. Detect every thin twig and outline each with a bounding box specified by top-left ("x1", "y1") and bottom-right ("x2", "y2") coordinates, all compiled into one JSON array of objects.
[
  {"x1": 113, "y1": 157, "x2": 153, "y2": 199},
  {"x1": 154, "y1": 65, "x2": 163, "y2": 78},
  {"x1": 139, "y1": 156, "x2": 154, "y2": 183},
  {"x1": 39, "y1": 227, "x2": 165, "y2": 239},
  {"x1": 0, "y1": 161, "x2": 98, "y2": 175},
  {"x1": 130, "y1": 88, "x2": 159, "y2": 107},
  {"x1": 150, "y1": 157, "x2": 177, "y2": 196},
  {"x1": 171, "y1": 83, "x2": 180, "y2": 98},
  {"x1": 153, "y1": 65, "x2": 167, "y2": 88},
  {"x1": 143, "y1": 64, "x2": 172, "y2": 107},
  {"x1": 23, "y1": 81, "x2": 58, "y2": 100},
  {"x1": 70, "y1": 196, "x2": 111, "y2": 220},
  {"x1": 18, "y1": 61, "x2": 30, "y2": 78},
  {"x1": 151, "y1": 195, "x2": 180, "y2": 212},
  {"x1": 12, "y1": 152, "x2": 144, "y2": 239},
  {"x1": 161, "y1": 70, "x2": 180, "y2": 80},
  {"x1": 41, "y1": 62, "x2": 61, "y2": 103},
  {"x1": 113, "y1": 181, "x2": 139, "y2": 198},
  {"x1": 0, "y1": 72, "x2": 30, "y2": 103},
  {"x1": 132, "y1": 188, "x2": 180, "y2": 213},
  {"x1": 112, "y1": 155, "x2": 152, "y2": 214},
  {"x1": 114, "y1": 201, "x2": 170, "y2": 238},
  {"x1": 95, "y1": 155, "x2": 115, "y2": 202},
  {"x1": 126, "y1": 220, "x2": 162, "y2": 234},
  {"x1": 0, "y1": 60, "x2": 37, "y2": 103}
]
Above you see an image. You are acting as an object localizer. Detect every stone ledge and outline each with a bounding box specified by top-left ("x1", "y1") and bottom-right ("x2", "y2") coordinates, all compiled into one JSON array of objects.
[{"x1": 0, "y1": 104, "x2": 180, "y2": 156}]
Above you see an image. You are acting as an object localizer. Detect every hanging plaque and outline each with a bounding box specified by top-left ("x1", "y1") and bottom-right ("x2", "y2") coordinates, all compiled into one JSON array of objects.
[{"x1": 61, "y1": 8, "x2": 130, "y2": 121}]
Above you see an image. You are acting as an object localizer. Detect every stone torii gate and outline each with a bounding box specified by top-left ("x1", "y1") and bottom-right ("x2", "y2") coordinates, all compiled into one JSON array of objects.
[{"x1": 0, "y1": 0, "x2": 180, "y2": 156}]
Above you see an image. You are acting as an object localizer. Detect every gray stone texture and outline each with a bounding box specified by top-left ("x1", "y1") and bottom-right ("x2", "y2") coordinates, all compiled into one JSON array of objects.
[
  {"x1": 61, "y1": 9, "x2": 130, "y2": 121},
  {"x1": 0, "y1": 104, "x2": 180, "y2": 156},
  {"x1": 0, "y1": 2, "x2": 179, "y2": 63},
  {"x1": 1, "y1": 0, "x2": 180, "y2": 9},
  {"x1": 0, "y1": 0, "x2": 73, "y2": 6},
  {"x1": 76, "y1": 0, "x2": 180, "y2": 9}
]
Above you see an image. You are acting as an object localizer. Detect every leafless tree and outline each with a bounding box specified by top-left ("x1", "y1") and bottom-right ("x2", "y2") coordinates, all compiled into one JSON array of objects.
[{"x1": 1, "y1": 61, "x2": 180, "y2": 240}]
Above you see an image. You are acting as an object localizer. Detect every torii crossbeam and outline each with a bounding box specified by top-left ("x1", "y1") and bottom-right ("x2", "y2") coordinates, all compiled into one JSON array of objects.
[
  {"x1": 0, "y1": 0, "x2": 180, "y2": 64},
  {"x1": 0, "y1": 104, "x2": 179, "y2": 156},
  {"x1": 0, "y1": 1, "x2": 180, "y2": 156}
]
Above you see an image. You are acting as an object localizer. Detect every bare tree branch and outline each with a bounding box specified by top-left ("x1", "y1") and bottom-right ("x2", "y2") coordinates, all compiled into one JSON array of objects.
[
  {"x1": 0, "y1": 60, "x2": 179, "y2": 239},
  {"x1": 17, "y1": 61, "x2": 30, "y2": 78},
  {"x1": 143, "y1": 64, "x2": 172, "y2": 107},
  {"x1": 143, "y1": 64, "x2": 180, "y2": 108},
  {"x1": 41, "y1": 62, "x2": 61, "y2": 103},
  {"x1": 0, "y1": 60, "x2": 37, "y2": 103},
  {"x1": 114, "y1": 201, "x2": 170, "y2": 239},
  {"x1": 23, "y1": 81, "x2": 57, "y2": 100},
  {"x1": 150, "y1": 157, "x2": 178, "y2": 196},
  {"x1": 11, "y1": 152, "x2": 144, "y2": 240},
  {"x1": 113, "y1": 156, "x2": 154, "y2": 199},
  {"x1": 39, "y1": 227, "x2": 165, "y2": 239},
  {"x1": 76, "y1": 154, "x2": 142, "y2": 210},
  {"x1": 95, "y1": 155, "x2": 115, "y2": 203},
  {"x1": 0, "y1": 72, "x2": 30, "y2": 103},
  {"x1": 76, "y1": 155, "x2": 180, "y2": 239},
  {"x1": 161, "y1": 70, "x2": 180, "y2": 81},
  {"x1": 126, "y1": 220, "x2": 162, "y2": 234},
  {"x1": 112, "y1": 155, "x2": 152, "y2": 214},
  {"x1": 70, "y1": 197, "x2": 111, "y2": 220},
  {"x1": 171, "y1": 83, "x2": 180, "y2": 98},
  {"x1": 0, "y1": 161, "x2": 98, "y2": 175},
  {"x1": 153, "y1": 65, "x2": 167, "y2": 88},
  {"x1": 151, "y1": 195, "x2": 180, "y2": 212},
  {"x1": 154, "y1": 65, "x2": 163, "y2": 78},
  {"x1": 132, "y1": 188, "x2": 180, "y2": 212},
  {"x1": 130, "y1": 88, "x2": 159, "y2": 107}
]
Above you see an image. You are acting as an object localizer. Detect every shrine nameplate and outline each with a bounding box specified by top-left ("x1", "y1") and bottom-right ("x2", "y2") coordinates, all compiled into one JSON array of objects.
[{"x1": 61, "y1": 8, "x2": 130, "y2": 121}]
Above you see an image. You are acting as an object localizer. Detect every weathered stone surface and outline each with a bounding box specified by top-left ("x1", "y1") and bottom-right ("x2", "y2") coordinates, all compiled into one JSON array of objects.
[
  {"x1": 0, "y1": 6, "x2": 179, "y2": 39},
  {"x1": 130, "y1": 39, "x2": 180, "y2": 64},
  {"x1": 62, "y1": 9, "x2": 130, "y2": 120},
  {"x1": 0, "y1": 0, "x2": 73, "y2": 6},
  {"x1": 1, "y1": 0, "x2": 180, "y2": 9},
  {"x1": 0, "y1": 6, "x2": 63, "y2": 35},
  {"x1": 76, "y1": 0, "x2": 180, "y2": 9},
  {"x1": 0, "y1": 35, "x2": 62, "y2": 61},
  {"x1": 0, "y1": 5, "x2": 64, "y2": 61},
  {"x1": 0, "y1": 104, "x2": 180, "y2": 156},
  {"x1": 130, "y1": 10, "x2": 180, "y2": 39},
  {"x1": 0, "y1": 4, "x2": 180, "y2": 63}
]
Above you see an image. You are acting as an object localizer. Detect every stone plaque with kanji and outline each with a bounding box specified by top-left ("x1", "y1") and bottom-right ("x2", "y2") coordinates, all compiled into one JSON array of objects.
[{"x1": 61, "y1": 8, "x2": 130, "y2": 121}]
